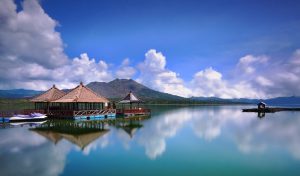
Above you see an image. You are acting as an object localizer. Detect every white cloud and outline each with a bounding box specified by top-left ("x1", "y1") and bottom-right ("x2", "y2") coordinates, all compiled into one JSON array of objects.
[
  {"x1": 137, "y1": 49, "x2": 192, "y2": 97},
  {"x1": 232, "y1": 51, "x2": 300, "y2": 98},
  {"x1": 0, "y1": 0, "x2": 68, "y2": 69},
  {"x1": 0, "y1": 0, "x2": 300, "y2": 99},
  {"x1": 0, "y1": 52, "x2": 113, "y2": 90},
  {"x1": 0, "y1": 0, "x2": 113, "y2": 90},
  {"x1": 189, "y1": 50, "x2": 300, "y2": 98},
  {"x1": 190, "y1": 67, "x2": 260, "y2": 98},
  {"x1": 237, "y1": 55, "x2": 268, "y2": 74},
  {"x1": 56, "y1": 53, "x2": 113, "y2": 87},
  {"x1": 115, "y1": 58, "x2": 136, "y2": 79}
]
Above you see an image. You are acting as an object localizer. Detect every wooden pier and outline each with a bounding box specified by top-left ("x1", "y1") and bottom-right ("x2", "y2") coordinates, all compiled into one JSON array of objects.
[
  {"x1": 116, "y1": 108, "x2": 151, "y2": 117},
  {"x1": 242, "y1": 107, "x2": 300, "y2": 113}
]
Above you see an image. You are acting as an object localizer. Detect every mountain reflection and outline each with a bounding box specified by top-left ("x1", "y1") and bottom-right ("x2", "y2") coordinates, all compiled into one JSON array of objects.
[
  {"x1": 116, "y1": 106, "x2": 300, "y2": 160},
  {"x1": 1, "y1": 105, "x2": 300, "y2": 175}
]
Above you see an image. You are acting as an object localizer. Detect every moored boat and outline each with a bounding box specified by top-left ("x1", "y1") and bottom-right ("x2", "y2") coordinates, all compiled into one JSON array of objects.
[{"x1": 9, "y1": 113, "x2": 47, "y2": 122}]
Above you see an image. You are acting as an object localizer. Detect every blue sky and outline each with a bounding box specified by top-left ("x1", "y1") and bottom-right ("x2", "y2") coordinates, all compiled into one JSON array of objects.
[
  {"x1": 39, "y1": 0, "x2": 300, "y2": 79},
  {"x1": 1, "y1": 0, "x2": 300, "y2": 98}
]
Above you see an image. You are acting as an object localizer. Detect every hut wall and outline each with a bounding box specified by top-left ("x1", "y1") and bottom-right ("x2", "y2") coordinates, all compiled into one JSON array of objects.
[
  {"x1": 57, "y1": 102, "x2": 105, "y2": 110},
  {"x1": 34, "y1": 102, "x2": 48, "y2": 110}
]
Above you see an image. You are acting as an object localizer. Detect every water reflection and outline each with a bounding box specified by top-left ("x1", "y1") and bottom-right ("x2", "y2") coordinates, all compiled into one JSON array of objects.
[
  {"x1": 30, "y1": 120, "x2": 109, "y2": 150},
  {"x1": 233, "y1": 112, "x2": 300, "y2": 159},
  {"x1": 0, "y1": 127, "x2": 71, "y2": 176},
  {"x1": 1, "y1": 105, "x2": 300, "y2": 175},
  {"x1": 134, "y1": 107, "x2": 192, "y2": 159},
  {"x1": 116, "y1": 121, "x2": 143, "y2": 138}
]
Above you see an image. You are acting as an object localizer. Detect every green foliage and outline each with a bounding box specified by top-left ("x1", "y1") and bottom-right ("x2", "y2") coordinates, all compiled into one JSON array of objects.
[{"x1": 0, "y1": 98, "x2": 34, "y2": 110}]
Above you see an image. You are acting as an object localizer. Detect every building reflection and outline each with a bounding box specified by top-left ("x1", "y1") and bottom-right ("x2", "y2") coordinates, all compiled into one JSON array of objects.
[
  {"x1": 116, "y1": 120, "x2": 143, "y2": 138},
  {"x1": 257, "y1": 112, "x2": 266, "y2": 118},
  {"x1": 30, "y1": 120, "x2": 109, "y2": 150},
  {"x1": 21, "y1": 106, "x2": 300, "y2": 161}
]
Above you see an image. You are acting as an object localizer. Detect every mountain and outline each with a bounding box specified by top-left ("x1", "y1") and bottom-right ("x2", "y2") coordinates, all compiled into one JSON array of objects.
[
  {"x1": 191, "y1": 96, "x2": 300, "y2": 105},
  {"x1": 264, "y1": 96, "x2": 300, "y2": 105},
  {"x1": 1, "y1": 79, "x2": 300, "y2": 105},
  {"x1": 0, "y1": 89, "x2": 42, "y2": 99},
  {"x1": 0, "y1": 79, "x2": 186, "y2": 103},
  {"x1": 87, "y1": 79, "x2": 188, "y2": 103},
  {"x1": 190, "y1": 97, "x2": 255, "y2": 104}
]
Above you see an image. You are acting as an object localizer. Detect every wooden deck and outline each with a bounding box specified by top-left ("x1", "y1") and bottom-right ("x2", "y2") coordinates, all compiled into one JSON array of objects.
[
  {"x1": 48, "y1": 109, "x2": 116, "y2": 119},
  {"x1": 242, "y1": 107, "x2": 300, "y2": 113},
  {"x1": 116, "y1": 108, "x2": 151, "y2": 117},
  {"x1": 1, "y1": 115, "x2": 151, "y2": 128}
]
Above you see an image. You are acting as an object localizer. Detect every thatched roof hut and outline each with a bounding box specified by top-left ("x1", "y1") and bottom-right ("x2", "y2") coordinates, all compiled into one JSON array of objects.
[
  {"x1": 53, "y1": 82, "x2": 108, "y2": 103},
  {"x1": 30, "y1": 85, "x2": 66, "y2": 102},
  {"x1": 31, "y1": 83, "x2": 110, "y2": 115},
  {"x1": 119, "y1": 91, "x2": 142, "y2": 104}
]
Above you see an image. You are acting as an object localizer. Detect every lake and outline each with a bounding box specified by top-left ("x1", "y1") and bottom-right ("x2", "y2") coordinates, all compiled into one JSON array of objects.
[{"x1": 1, "y1": 105, "x2": 300, "y2": 176}]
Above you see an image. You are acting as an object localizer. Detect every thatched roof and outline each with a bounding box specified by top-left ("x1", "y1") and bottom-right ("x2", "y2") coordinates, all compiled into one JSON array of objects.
[
  {"x1": 30, "y1": 85, "x2": 66, "y2": 102},
  {"x1": 32, "y1": 129, "x2": 108, "y2": 149},
  {"x1": 53, "y1": 82, "x2": 109, "y2": 103},
  {"x1": 60, "y1": 131, "x2": 108, "y2": 149},
  {"x1": 33, "y1": 130, "x2": 63, "y2": 144},
  {"x1": 119, "y1": 91, "x2": 142, "y2": 104}
]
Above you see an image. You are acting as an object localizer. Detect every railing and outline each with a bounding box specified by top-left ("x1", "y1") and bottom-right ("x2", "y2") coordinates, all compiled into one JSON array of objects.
[
  {"x1": 0, "y1": 109, "x2": 119, "y2": 118},
  {"x1": 73, "y1": 109, "x2": 116, "y2": 117},
  {"x1": 47, "y1": 110, "x2": 75, "y2": 117}
]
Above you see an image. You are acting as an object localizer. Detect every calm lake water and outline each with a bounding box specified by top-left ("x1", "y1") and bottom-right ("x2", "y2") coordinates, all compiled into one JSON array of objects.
[{"x1": 1, "y1": 105, "x2": 300, "y2": 176}]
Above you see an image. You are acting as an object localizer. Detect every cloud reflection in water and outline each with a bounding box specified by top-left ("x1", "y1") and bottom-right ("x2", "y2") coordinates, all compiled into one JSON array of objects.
[
  {"x1": 1, "y1": 105, "x2": 300, "y2": 176},
  {"x1": 0, "y1": 128, "x2": 72, "y2": 176}
]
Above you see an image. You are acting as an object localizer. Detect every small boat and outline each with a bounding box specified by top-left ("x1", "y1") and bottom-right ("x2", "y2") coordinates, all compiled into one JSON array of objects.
[{"x1": 9, "y1": 113, "x2": 47, "y2": 122}]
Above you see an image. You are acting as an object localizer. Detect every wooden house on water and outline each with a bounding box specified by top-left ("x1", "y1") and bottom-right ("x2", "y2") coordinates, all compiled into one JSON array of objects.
[
  {"x1": 30, "y1": 84, "x2": 66, "y2": 113},
  {"x1": 32, "y1": 82, "x2": 116, "y2": 119},
  {"x1": 117, "y1": 91, "x2": 151, "y2": 117}
]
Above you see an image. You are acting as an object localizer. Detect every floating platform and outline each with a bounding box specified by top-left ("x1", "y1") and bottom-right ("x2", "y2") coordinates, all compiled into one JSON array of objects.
[
  {"x1": 242, "y1": 107, "x2": 300, "y2": 113},
  {"x1": 46, "y1": 109, "x2": 116, "y2": 120},
  {"x1": 116, "y1": 108, "x2": 151, "y2": 117}
]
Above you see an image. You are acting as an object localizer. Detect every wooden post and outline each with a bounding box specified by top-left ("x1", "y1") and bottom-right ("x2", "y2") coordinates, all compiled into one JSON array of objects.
[{"x1": 47, "y1": 102, "x2": 49, "y2": 114}]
